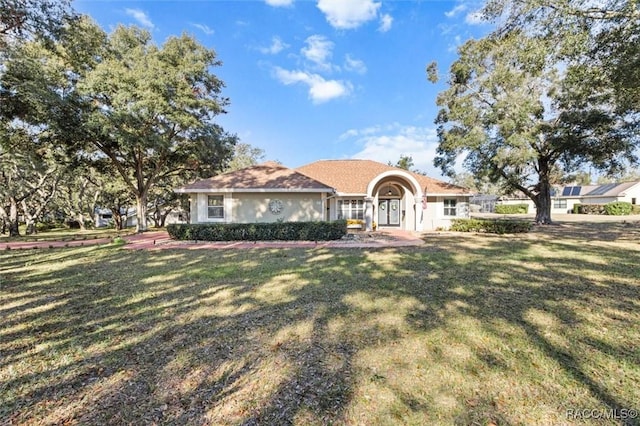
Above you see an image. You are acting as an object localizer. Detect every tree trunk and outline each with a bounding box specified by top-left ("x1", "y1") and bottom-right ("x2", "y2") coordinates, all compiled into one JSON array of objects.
[
  {"x1": 534, "y1": 183, "x2": 553, "y2": 224},
  {"x1": 159, "y1": 209, "x2": 171, "y2": 228},
  {"x1": 9, "y1": 197, "x2": 20, "y2": 237},
  {"x1": 112, "y1": 208, "x2": 124, "y2": 230},
  {"x1": 77, "y1": 211, "x2": 86, "y2": 231},
  {"x1": 136, "y1": 193, "x2": 148, "y2": 232}
]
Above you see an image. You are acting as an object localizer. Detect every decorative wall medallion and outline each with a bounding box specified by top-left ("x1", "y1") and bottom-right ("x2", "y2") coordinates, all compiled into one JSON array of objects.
[{"x1": 269, "y1": 199, "x2": 284, "y2": 214}]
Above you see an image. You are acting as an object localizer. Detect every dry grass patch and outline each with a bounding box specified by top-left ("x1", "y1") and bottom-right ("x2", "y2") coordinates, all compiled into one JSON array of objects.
[{"x1": 1, "y1": 222, "x2": 639, "y2": 425}]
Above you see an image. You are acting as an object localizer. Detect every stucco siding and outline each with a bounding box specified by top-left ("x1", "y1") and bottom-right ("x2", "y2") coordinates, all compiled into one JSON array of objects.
[{"x1": 232, "y1": 193, "x2": 324, "y2": 223}]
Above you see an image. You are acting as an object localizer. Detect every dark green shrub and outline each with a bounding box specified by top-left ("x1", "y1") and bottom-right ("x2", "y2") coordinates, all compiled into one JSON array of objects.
[
  {"x1": 494, "y1": 204, "x2": 529, "y2": 214},
  {"x1": 573, "y1": 203, "x2": 581, "y2": 214},
  {"x1": 604, "y1": 201, "x2": 632, "y2": 216},
  {"x1": 167, "y1": 220, "x2": 347, "y2": 241},
  {"x1": 450, "y1": 218, "x2": 532, "y2": 234}
]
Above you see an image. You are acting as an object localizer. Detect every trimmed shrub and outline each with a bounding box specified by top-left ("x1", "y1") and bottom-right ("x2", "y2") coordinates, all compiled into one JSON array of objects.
[
  {"x1": 632, "y1": 205, "x2": 640, "y2": 215},
  {"x1": 573, "y1": 203, "x2": 581, "y2": 214},
  {"x1": 450, "y1": 218, "x2": 532, "y2": 234},
  {"x1": 167, "y1": 220, "x2": 347, "y2": 241},
  {"x1": 604, "y1": 201, "x2": 632, "y2": 216},
  {"x1": 575, "y1": 204, "x2": 607, "y2": 215},
  {"x1": 495, "y1": 203, "x2": 529, "y2": 214}
]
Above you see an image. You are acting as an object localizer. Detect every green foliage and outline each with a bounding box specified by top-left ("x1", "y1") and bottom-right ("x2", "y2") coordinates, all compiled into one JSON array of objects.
[
  {"x1": 167, "y1": 221, "x2": 348, "y2": 242},
  {"x1": 495, "y1": 204, "x2": 529, "y2": 214},
  {"x1": 450, "y1": 218, "x2": 532, "y2": 234},
  {"x1": 604, "y1": 201, "x2": 632, "y2": 216},
  {"x1": 575, "y1": 204, "x2": 606, "y2": 215},
  {"x1": 433, "y1": 5, "x2": 639, "y2": 225},
  {"x1": 574, "y1": 202, "x2": 633, "y2": 216}
]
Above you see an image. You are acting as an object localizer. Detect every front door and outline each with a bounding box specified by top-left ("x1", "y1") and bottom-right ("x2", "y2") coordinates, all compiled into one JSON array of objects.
[{"x1": 378, "y1": 199, "x2": 400, "y2": 226}]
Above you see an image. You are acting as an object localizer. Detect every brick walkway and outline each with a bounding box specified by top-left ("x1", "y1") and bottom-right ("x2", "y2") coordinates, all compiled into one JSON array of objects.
[{"x1": 1, "y1": 229, "x2": 425, "y2": 251}]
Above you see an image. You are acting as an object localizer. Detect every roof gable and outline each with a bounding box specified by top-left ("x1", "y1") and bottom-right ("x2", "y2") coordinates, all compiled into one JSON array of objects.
[{"x1": 296, "y1": 159, "x2": 470, "y2": 195}]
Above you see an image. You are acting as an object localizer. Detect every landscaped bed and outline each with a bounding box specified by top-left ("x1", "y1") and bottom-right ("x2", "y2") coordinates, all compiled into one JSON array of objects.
[{"x1": 1, "y1": 222, "x2": 639, "y2": 425}]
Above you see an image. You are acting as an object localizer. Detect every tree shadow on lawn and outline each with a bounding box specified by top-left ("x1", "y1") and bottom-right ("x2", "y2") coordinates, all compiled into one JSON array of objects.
[{"x1": 1, "y1": 232, "x2": 639, "y2": 425}]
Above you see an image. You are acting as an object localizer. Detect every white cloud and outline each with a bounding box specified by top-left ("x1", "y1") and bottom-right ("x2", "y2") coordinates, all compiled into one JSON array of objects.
[
  {"x1": 447, "y1": 35, "x2": 463, "y2": 53},
  {"x1": 274, "y1": 67, "x2": 352, "y2": 103},
  {"x1": 301, "y1": 35, "x2": 334, "y2": 70},
  {"x1": 465, "y1": 11, "x2": 485, "y2": 25},
  {"x1": 125, "y1": 8, "x2": 154, "y2": 29},
  {"x1": 259, "y1": 36, "x2": 289, "y2": 54},
  {"x1": 342, "y1": 123, "x2": 444, "y2": 177},
  {"x1": 378, "y1": 13, "x2": 393, "y2": 32},
  {"x1": 445, "y1": 4, "x2": 467, "y2": 18},
  {"x1": 317, "y1": 0, "x2": 381, "y2": 30},
  {"x1": 344, "y1": 54, "x2": 367, "y2": 74},
  {"x1": 191, "y1": 23, "x2": 214, "y2": 35},
  {"x1": 265, "y1": 0, "x2": 294, "y2": 6}
]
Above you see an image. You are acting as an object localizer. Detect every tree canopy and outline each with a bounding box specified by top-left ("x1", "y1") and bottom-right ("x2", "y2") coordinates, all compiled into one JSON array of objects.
[
  {"x1": 1, "y1": 15, "x2": 239, "y2": 234},
  {"x1": 430, "y1": 0, "x2": 639, "y2": 223},
  {"x1": 77, "y1": 23, "x2": 237, "y2": 230},
  {"x1": 0, "y1": 0, "x2": 74, "y2": 51}
]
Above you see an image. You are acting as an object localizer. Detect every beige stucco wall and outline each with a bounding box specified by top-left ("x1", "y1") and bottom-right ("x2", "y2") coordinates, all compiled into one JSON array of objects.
[
  {"x1": 190, "y1": 192, "x2": 325, "y2": 224},
  {"x1": 421, "y1": 196, "x2": 470, "y2": 230},
  {"x1": 232, "y1": 193, "x2": 324, "y2": 223}
]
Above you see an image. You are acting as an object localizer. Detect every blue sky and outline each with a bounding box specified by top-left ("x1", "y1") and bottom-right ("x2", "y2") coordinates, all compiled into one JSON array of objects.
[{"x1": 75, "y1": 0, "x2": 492, "y2": 179}]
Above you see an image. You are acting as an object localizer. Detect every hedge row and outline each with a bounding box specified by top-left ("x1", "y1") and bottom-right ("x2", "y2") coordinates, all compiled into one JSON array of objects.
[
  {"x1": 573, "y1": 201, "x2": 635, "y2": 215},
  {"x1": 167, "y1": 221, "x2": 347, "y2": 241},
  {"x1": 494, "y1": 204, "x2": 529, "y2": 214},
  {"x1": 450, "y1": 218, "x2": 532, "y2": 234}
]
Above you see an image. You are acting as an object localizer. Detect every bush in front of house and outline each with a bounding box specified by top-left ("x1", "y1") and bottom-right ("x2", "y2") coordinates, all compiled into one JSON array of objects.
[
  {"x1": 604, "y1": 201, "x2": 633, "y2": 216},
  {"x1": 167, "y1": 220, "x2": 347, "y2": 241},
  {"x1": 574, "y1": 204, "x2": 606, "y2": 215},
  {"x1": 574, "y1": 202, "x2": 632, "y2": 215},
  {"x1": 450, "y1": 218, "x2": 532, "y2": 234},
  {"x1": 494, "y1": 204, "x2": 529, "y2": 214},
  {"x1": 632, "y1": 205, "x2": 640, "y2": 214}
]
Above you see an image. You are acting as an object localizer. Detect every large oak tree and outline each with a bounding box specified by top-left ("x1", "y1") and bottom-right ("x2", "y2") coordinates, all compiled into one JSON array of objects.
[
  {"x1": 77, "y1": 23, "x2": 237, "y2": 231},
  {"x1": 430, "y1": 1, "x2": 639, "y2": 224}
]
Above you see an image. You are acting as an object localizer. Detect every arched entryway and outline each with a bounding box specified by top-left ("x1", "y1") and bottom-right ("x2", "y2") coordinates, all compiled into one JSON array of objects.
[{"x1": 376, "y1": 182, "x2": 403, "y2": 227}]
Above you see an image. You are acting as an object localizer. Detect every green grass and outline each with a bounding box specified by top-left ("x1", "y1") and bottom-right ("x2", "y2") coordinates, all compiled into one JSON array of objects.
[{"x1": 1, "y1": 222, "x2": 639, "y2": 425}]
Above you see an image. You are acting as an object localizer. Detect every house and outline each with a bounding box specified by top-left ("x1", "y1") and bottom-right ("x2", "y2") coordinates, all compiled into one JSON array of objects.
[
  {"x1": 174, "y1": 159, "x2": 472, "y2": 231},
  {"x1": 496, "y1": 181, "x2": 640, "y2": 213}
]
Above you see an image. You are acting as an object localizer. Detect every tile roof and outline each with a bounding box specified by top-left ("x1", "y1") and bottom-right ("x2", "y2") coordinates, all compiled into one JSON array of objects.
[
  {"x1": 296, "y1": 159, "x2": 470, "y2": 195},
  {"x1": 176, "y1": 161, "x2": 333, "y2": 192}
]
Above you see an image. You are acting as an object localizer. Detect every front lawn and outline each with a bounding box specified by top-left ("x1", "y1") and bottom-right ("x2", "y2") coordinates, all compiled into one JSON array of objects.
[{"x1": 1, "y1": 223, "x2": 639, "y2": 425}]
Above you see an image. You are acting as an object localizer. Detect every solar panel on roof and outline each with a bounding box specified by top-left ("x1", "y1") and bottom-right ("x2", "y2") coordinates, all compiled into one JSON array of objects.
[
  {"x1": 588, "y1": 183, "x2": 618, "y2": 196},
  {"x1": 562, "y1": 187, "x2": 572, "y2": 196},
  {"x1": 571, "y1": 186, "x2": 581, "y2": 196}
]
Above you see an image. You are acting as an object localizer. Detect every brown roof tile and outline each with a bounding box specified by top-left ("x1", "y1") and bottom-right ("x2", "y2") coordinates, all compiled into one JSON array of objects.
[
  {"x1": 296, "y1": 159, "x2": 470, "y2": 195},
  {"x1": 176, "y1": 161, "x2": 333, "y2": 192}
]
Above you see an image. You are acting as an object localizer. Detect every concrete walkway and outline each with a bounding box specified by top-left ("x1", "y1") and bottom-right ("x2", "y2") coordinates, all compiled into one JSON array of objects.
[{"x1": 1, "y1": 229, "x2": 425, "y2": 251}]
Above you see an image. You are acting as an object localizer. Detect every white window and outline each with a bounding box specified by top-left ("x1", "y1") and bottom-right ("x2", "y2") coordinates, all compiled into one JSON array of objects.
[
  {"x1": 338, "y1": 199, "x2": 364, "y2": 220},
  {"x1": 444, "y1": 199, "x2": 457, "y2": 216},
  {"x1": 207, "y1": 195, "x2": 224, "y2": 219},
  {"x1": 553, "y1": 199, "x2": 567, "y2": 209}
]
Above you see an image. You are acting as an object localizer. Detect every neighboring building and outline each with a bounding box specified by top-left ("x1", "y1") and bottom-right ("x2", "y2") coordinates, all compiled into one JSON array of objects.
[
  {"x1": 469, "y1": 195, "x2": 498, "y2": 213},
  {"x1": 94, "y1": 207, "x2": 187, "y2": 228},
  {"x1": 174, "y1": 160, "x2": 472, "y2": 231},
  {"x1": 496, "y1": 181, "x2": 640, "y2": 213}
]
